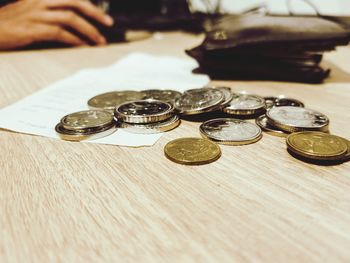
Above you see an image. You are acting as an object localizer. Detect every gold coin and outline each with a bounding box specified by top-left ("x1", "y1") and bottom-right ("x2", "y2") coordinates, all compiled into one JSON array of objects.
[
  {"x1": 61, "y1": 110, "x2": 114, "y2": 131},
  {"x1": 286, "y1": 132, "x2": 348, "y2": 161},
  {"x1": 164, "y1": 138, "x2": 221, "y2": 165},
  {"x1": 87, "y1": 91, "x2": 144, "y2": 111},
  {"x1": 339, "y1": 137, "x2": 350, "y2": 162}
]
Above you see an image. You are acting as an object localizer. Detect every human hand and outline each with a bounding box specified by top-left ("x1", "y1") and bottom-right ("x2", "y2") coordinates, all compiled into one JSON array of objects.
[{"x1": 0, "y1": 0, "x2": 114, "y2": 50}]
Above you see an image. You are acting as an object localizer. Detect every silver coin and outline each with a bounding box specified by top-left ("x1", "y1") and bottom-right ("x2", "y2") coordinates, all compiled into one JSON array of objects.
[
  {"x1": 121, "y1": 115, "x2": 180, "y2": 134},
  {"x1": 175, "y1": 87, "x2": 224, "y2": 115},
  {"x1": 200, "y1": 118, "x2": 262, "y2": 145},
  {"x1": 274, "y1": 97, "x2": 305, "y2": 108},
  {"x1": 266, "y1": 106, "x2": 329, "y2": 133},
  {"x1": 115, "y1": 99, "x2": 174, "y2": 124},
  {"x1": 264, "y1": 96, "x2": 278, "y2": 109},
  {"x1": 215, "y1": 86, "x2": 234, "y2": 107},
  {"x1": 223, "y1": 92, "x2": 266, "y2": 115},
  {"x1": 141, "y1": 89, "x2": 182, "y2": 104},
  {"x1": 255, "y1": 115, "x2": 287, "y2": 137}
]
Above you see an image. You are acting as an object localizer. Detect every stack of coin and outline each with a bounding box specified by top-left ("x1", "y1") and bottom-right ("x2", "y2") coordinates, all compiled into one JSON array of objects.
[
  {"x1": 223, "y1": 92, "x2": 266, "y2": 118},
  {"x1": 114, "y1": 99, "x2": 180, "y2": 133},
  {"x1": 174, "y1": 87, "x2": 233, "y2": 115},
  {"x1": 286, "y1": 131, "x2": 350, "y2": 164},
  {"x1": 55, "y1": 110, "x2": 117, "y2": 141}
]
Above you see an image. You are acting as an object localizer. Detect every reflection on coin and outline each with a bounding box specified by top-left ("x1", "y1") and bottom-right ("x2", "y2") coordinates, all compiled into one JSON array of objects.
[
  {"x1": 164, "y1": 138, "x2": 221, "y2": 165},
  {"x1": 88, "y1": 91, "x2": 144, "y2": 111},
  {"x1": 115, "y1": 100, "x2": 174, "y2": 124},
  {"x1": 141, "y1": 89, "x2": 182, "y2": 104},
  {"x1": 55, "y1": 123, "x2": 117, "y2": 141},
  {"x1": 256, "y1": 115, "x2": 287, "y2": 137},
  {"x1": 61, "y1": 110, "x2": 114, "y2": 131},
  {"x1": 286, "y1": 132, "x2": 348, "y2": 161},
  {"x1": 175, "y1": 88, "x2": 224, "y2": 115},
  {"x1": 200, "y1": 118, "x2": 262, "y2": 145},
  {"x1": 267, "y1": 106, "x2": 329, "y2": 133},
  {"x1": 121, "y1": 115, "x2": 180, "y2": 134},
  {"x1": 223, "y1": 92, "x2": 266, "y2": 115}
]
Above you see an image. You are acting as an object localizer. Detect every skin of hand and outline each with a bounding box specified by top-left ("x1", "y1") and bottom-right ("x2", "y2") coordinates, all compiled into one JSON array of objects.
[{"x1": 0, "y1": 0, "x2": 114, "y2": 50}]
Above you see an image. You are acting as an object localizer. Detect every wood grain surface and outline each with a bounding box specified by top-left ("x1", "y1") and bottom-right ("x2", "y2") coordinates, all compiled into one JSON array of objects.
[{"x1": 0, "y1": 32, "x2": 350, "y2": 263}]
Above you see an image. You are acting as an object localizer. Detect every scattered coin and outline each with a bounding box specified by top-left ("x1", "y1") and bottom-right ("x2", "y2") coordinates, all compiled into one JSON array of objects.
[
  {"x1": 286, "y1": 132, "x2": 348, "y2": 161},
  {"x1": 88, "y1": 91, "x2": 144, "y2": 111},
  {"x1": 214, "y1": 86, "x2": 234, "y2": 108},
  {"x1": 264, "y1": 96, "x2": 278, "y2": 109},
  {"x1": 164, "y1": 137, "x2": 221, "y2": 165},
  {"x1": 175, "y1": 87, "x2": 224, "y2": 115},
  {"x1": 223, "y1": 92, "x2": 266, "y2": 116},
  {"x1": 121, "y1": 115, "x2": 180, "y2": 134},
  {"x1": 61, "y1": 110, "x2": 114, "y2": 131},
  {"x1": 264, "y1": 95, "x2": 305, "y2": 109},
  {"x1": 200, "y1": 118, "x2": 262, "y2": 145},
  {"x1": 115, "y1": 100, "x2": 174, "y2": 124},
  {"x1": 266, "y1": 106, "x2": 329, "y2": 133},
  {"x1": 141, "y1": 89, "x2": 182, "y2": 104},
  {"x1": 256, "y1": 115, "x2": 287, "y2": 137}
]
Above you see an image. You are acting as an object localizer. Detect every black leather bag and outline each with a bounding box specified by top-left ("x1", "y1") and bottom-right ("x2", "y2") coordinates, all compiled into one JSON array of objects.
[{"x1": 187, "y1": 13, "x2": 350, "y2": 83}]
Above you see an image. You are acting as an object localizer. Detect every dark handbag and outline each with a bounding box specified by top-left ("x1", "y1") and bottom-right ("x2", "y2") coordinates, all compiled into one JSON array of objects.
[{"x1": 187, "y1": 13, "x2": 350, "y2": 83}]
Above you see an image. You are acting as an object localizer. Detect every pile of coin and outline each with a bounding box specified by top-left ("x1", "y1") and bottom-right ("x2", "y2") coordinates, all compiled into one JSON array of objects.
[
  {"x1": 55, "y1": 110, "x2": 117, "y2": 141},
  {"x1": 55, "y1": 86, "x2": 349, "y2": 166}
]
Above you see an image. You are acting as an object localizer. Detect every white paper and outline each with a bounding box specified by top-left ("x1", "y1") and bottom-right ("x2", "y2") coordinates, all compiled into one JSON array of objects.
[{"x1": 0, "y1": 53, "x2": 210, "y2": 147}]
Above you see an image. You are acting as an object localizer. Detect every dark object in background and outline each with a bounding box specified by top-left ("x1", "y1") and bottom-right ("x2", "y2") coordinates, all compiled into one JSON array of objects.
[{"x1": 187, "y1": 14, "x2": 350, "y2": 83}]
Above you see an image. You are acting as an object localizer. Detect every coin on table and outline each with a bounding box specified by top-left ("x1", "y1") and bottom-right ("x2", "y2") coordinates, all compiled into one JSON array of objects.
[
  {"x1": 200, "y1": 118, "x2": 262, "y2": 145},
  {"x1": 338, "y1": 138, "x2": 350, "y2": 162},
  {"x1": 55, "y1": 123, "x2": 117, "y2": 141},
  {"x1": 61, "y1": 110, "x2": 114, "y2": 131},
  {"x1": 264, "y1": 96, "x2": 278, "y2": 109},
  {"x1": 286, "y1": 132, "x2": 348, "y2": 161},
  {"x1": 256, "y1": 115, "x2": 287, "y2": 137},
  {"x1": 223, "y1": 92, "x2": 266, "y2": 116},
  {"x1": 121, "y1": 115, "x2": 180, "y2": 134},
  {"x1": 174, "y1": 87, "x2": 224, "y2": 115},
  {"x1": 164, "y1": 137, "x2": 221, "y2": 165},
  {"x1": 264, "y1": 96, "x2": 305, "y2": 109},
  {"x1": 266, "y1": 106, "x2": 329, "y2": 133},
  {"x1": 87, "y1": 91, "x2": 144, "y2": 111},
  {"x1": 115, "y1": 99, "x2": 174, "y2": 124},
  {"x1": 141, "y1": 89, "x2": 182, "y2": 104},
  {"x1": 215, "y1": 86, "x2": 234, "y2": 108}
]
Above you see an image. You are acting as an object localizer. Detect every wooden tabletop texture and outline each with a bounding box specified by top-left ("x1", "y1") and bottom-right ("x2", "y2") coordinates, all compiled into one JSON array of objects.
[{"x1": 0, "y1": 32, "x2": 350, "y2": 263}]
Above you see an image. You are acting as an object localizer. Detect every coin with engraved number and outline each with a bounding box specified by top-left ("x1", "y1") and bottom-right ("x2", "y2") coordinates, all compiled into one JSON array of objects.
[
  {"x1": 121, "y1": 115, "x2": 180, "y2": 134},
  {"x1": 115, "y1": 100, "x2": 174, "y2": 124},
  {"x1": 223, "y1": 92, "x2": 266, "y2": 115},
  {"x1": 200, "y1": 118, "x2": 262, "y2": 145},
  {"x1": 164, "y1": 138, "x2": 221, "y2": 165},
  {"x1": 141, "y1": 89, "x2": 182, "y2": 104},
  {"x1": 267, "y1": 106, "x2": 329, "y2": 133},
  {"x1": 286, "y1": 132, "x2": 348, "y2": 161},
  {"x1": 61, "y1": 110, "x2": 114, "y2": 131},
  {"x1": 175, "y1": 88, "x2": 224, "y2": 115},
  {"x1": 88, "y1": 91, "x2": 144, "y2": 111},
  {"x1": 256, "y1": 115, "x2": 287, "y2": 137}
]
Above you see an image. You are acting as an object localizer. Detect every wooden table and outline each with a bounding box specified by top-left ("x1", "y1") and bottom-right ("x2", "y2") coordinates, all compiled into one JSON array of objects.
[{"x1": 1, "y1": 32, "x2": 350, "y2": 263}]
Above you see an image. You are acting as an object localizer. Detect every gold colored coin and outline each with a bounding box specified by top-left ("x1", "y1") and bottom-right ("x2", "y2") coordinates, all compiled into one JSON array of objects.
[
  {"x1": 164, "y1": 138, "x2": 221, "y2": 165},
  {"x1": 61, "y1": 110, "x2": 113, "y2": 131},
  {"x1": 88, "y1": 91, "x2": 144, "y2": 111},
  {"x1": 339, "y1": 137, "x2": 350, "y2": 162},
  {"x1": 286, "y1": 132, "x2": 348, "y2": 161}
]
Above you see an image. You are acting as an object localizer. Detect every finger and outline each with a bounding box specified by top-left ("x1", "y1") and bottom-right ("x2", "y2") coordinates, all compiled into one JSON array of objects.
[
  {"x1": 33, "y1": 24, "x2": 86, "y2": 46},
  {"x1": 40, "y1": 10, "x2": 106, "y2": 45},
  {"x1": 46, "y1": 0, "x2": 114, "y2": 27}
]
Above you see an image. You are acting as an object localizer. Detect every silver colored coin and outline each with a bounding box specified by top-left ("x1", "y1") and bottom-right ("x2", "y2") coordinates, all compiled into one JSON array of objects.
[
  {"x1": 215, "y1": 86, "x2": 234, "y2": 107},
  {"x1": 175, "y1": 87, "x2": 224, "y2": 115},
  {"x1": 264, "y1": 95, "x2": 305, "y2": 109},
  {"x1": 266, "y1": 106, "x2": 329, "y2": 133},
  {"x1": 223, "y1": 92, "x2": 266, "y2": 115},
  {"x1": 141, "y1": 89, "x2": 182, "y2": 104},
  {"x1": 200, "y1": 118, "x2": 262, "y2": 145},
  {"x1": 256, "y1": 115, "x2": 287, "y2": 137},
  {"x1": 115, "y1": 99, "x2": 174, "y2": 124},
  {"x1": 121, "y1": 115, "x2": 180, "y2": 134},
  {"x1": 264, "y1": 96, "x2": 278, "y2": 109}
]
